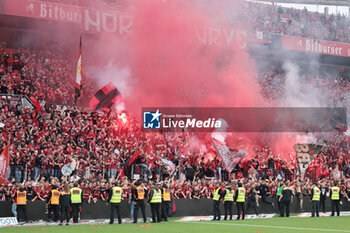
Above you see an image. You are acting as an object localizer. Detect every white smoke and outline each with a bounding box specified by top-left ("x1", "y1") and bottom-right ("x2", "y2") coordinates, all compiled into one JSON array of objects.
[
  {"x1": 211, "y1": 118, "x2": 230, "y2": 142},
  {"x1": 188, "y1": 136, "x2": 207, "y2": 152},
  {"x1": 282, "y1": 61, "x2": 323, "y2": 107},
  {"x1": 87, "y1": 60, "x2": 132, "y2": 98}
]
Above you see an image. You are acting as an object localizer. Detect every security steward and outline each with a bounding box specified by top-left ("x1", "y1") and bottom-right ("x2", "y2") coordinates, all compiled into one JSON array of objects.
[
  {"x1": 148, "y1": 182, "x2": 162, "y2": 223},
  {"x1": 222, "y1": 184, "x2": 234, "y2": 220},
  {"x1": 212, "y1": 183, "x2": 222, "y2": 221},
  {"x1": 310, "y1": 182, "x2": 320, "y2": 217},
  {"x1": 107, "y1": 182, "x2": 123, "y2": 224},
  {"x1": 59, "y1": 184, "x2": 71, "y2": 225},
  {"x1": 47, "y1": 185, "x2": 60, "y2": 222},
  {"x1": 16, "y1": 185, "x2": 28, "y2": 223},
  {"x1": 235, "y1": 183, "x2": 246, "y2": 220},
  {"x1": 131, "y1": 181, "x2": 147, "y2": 223},
  {"x1": 161, "y1": 183, "x2": 172, "y2": 222},
  {"x1": 279, "y1": 181, "x2": 293, "y2": 217},
  {"x1": 330, "y1": 182, "x2": 342, "y2": 216},
  {"x1": 70, "y1": 183, "x2": 83, "y2": 223}
]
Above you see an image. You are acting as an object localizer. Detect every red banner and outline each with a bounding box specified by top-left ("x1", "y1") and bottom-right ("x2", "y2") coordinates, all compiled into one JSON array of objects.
[
  {"x1": 4, "y1": 0, "x2": 133, "y2": 35},
  {"x1": 281, "y1": 35, "x2": 350, "y2": 58},
  {"x1": 0, "y1": 144, "x2": 10, "y2": 184},
  {"x1": 5, "y1": 0, "x2": 82, "y2": 24}
]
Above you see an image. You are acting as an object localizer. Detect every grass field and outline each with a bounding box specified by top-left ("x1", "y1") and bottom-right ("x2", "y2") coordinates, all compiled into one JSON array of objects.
[{"x1": 2, "y1": 216, "x2": 350, "y2": 233}]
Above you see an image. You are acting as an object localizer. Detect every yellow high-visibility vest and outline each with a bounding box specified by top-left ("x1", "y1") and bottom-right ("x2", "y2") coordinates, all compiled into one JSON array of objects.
[
  {"x1": 110, "y1": 187, "x2": 122, "y2": 203},
  {"x1": 213, "y1": 188, "x2": 221, "y2": 201},
  {"x1": 331, "y1": 187, "x2": 340, "y2": 200},
  {"x1": 236, "y1": 187, "x2": 246, "y2": 202},
  {"x1": 70, "y1": 187, "x2": 82, "y2": 204},
  {"x1": 224, "y1": 189, "x2": 234, "y2": 202},
  {"x1": 150, "y1": 189, "x2": 162, "y2": 203},
  {"x1": 312, "y1": 187, "x2": 320, "y2": 201}
]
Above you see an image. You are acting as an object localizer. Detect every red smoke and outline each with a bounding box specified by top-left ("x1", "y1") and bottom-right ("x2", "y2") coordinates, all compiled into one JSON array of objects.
[
  {"x1": 124, "y1": 0, "x2": 262, "y2": 110},
  {"x1": 92, "y1": 0, "x2": 297, "y2": 160}
]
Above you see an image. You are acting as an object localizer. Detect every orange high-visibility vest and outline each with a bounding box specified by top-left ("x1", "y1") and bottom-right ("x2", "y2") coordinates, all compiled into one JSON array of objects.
[
  {"x1": 17, "y1": 191, "x2": 27, "y2": 205},
  {"x1": 136, "y1": 187, "x2": 145, "y2": 200},
  {"x1": 162, "y1": 188, "x2": 171, "y2": 201},
  {"x1": 50, "y1": 190, "x2": 60, "y2": 205}
]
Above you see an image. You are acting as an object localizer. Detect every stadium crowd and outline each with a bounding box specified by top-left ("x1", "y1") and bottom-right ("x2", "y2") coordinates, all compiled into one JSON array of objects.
[
  {"x1": 1, "y1": 42, "x2": 349, "y2": 204},
  {"x1": 0, "y1": 1, "x2": 349, "y2": 219}
]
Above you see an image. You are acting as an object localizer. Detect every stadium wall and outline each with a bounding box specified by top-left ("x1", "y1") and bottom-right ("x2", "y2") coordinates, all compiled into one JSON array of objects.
[{"x1": 0, "y1": 198, "x2": 349, "y2": 220}]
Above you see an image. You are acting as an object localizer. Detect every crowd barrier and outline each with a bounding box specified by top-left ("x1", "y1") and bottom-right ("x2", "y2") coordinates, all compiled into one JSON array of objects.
[{"x1": 0, "y1": 197, "x2": 349, "y2": 220}]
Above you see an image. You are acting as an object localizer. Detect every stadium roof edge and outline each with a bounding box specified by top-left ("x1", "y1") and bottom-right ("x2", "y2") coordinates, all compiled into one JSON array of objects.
[{"x1": 252, "y1": 0, "x2": 350, "y2": 6}]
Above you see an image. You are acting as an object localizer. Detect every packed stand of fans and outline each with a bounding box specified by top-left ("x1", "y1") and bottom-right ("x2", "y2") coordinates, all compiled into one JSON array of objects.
[{"x1": 1, "y1": 36, "x2": 349, "y2": 204}]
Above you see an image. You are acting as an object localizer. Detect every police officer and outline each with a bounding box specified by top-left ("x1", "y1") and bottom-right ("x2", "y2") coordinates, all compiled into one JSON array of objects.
[
  {"x1": 148, "y1": 182, "x2": 162, "y2": 223},
  {"x1": 161, "y1": 183, "x2": 172, "y2": 222},
  {"x1": 212, "y1": 183, "x2": 222, "y2": 221},
  {"x1": 70, "y1": 183, "x2": 83, "y2": 223},
  {"x1": 47, "y1": 185, "x2": 60, "y2": 222},
  {"x1": 132, "y1": 181, "x2": 147, "y2": 223},
  {"x1": 310, "y1": 182, "x2": 320, "y2": 217},
  {"x1": 16, "y1": 185, "x2": 28, "y2": 223},
  {"x1": 222, "y1": 185, "x2": 234, "y2": 220},
  {"x1": 59, "y1": 184, "x2": 71, "y2": 225},
  {"x1": 235, "y1": 183, "x2": 246, "y2": 220},
  {"x1": 330, "y1": 182, "x2": 341, "y2": 216},
  {"x1": 107, "y1": 182, "x2": 123, "y2": 224}
]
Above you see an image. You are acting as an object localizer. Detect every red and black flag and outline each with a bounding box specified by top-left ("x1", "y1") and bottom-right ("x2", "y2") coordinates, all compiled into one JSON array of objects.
[
  {"x1": 75, "y1": 36, "x2": 82, "y2": 104},
  {"x1": 89, "y1": 82, "x2": 122, "y2": 110},
  {"x1": 30, "y1": 96, "x2": 41, "y2": 113}
]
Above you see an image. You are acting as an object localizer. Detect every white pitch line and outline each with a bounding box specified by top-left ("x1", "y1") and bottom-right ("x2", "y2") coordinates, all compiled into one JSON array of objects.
[{"x1": 184, "y1": 221, "x2": 350, "y2": 232}]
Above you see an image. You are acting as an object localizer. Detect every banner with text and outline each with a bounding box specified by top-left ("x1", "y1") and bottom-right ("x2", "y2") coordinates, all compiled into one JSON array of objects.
[{"x1": 281, "y1": 35, "x2": 350, "y2": 58}]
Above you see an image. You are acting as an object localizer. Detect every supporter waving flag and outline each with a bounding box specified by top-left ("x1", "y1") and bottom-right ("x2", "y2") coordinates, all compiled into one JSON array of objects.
[
  {"x1": 30, "y1": 96, "x2": 41, "y2": 113},
  {"x1": 89, "y1": 82, "x2": 122, "y2": 110},
  {"x1": 75, "y1": 36, "x2": 82, "y2": 104},
  {"x1": 0, "y1": 144, "x2": 9, "y2": 184}
]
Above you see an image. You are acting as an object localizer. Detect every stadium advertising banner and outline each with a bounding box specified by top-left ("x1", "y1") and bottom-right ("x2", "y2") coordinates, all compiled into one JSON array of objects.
[
  {"x1": 281, "y1": 35, "x2": 350, "y2": 58},
  {"x1": 4, "y1": 0, "x2": 133, "y2": 35},
  {"x1": 4, "y1": 0, "x2": 82, "y2": 24}
]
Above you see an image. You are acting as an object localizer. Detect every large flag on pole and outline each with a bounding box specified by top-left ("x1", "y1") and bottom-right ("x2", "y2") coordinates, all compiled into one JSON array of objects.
[
  {"x1": 0, "y1": 144, "x2": 10, "y2": 184},
  {"x1": 75, "y1": 36, "x2": 82, "y2": 104},
  {"x1": 89, "y1": 82, "x2": 122, "y2": 110},
  {"x1": 211, "y1": 137, "x2": 247, "y2": 173}
]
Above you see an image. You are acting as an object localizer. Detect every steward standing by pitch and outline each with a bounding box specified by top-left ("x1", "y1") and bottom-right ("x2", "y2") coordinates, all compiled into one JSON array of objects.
[
  {"x1": 15, "y1": 185, "x2": 28, "y2": 223},
  {"x1": 279, "y1": 181, "x2": 293, "y2": 217},
  {"x1": 148, "y1": 182, "x2": 162, "y2": 223},
  {"x1": 222, "y1": 184, "x2": 234, "y2": 220},
  {"x1": 46, "y1": 185, "x2": 60, "y2": 222},
  {"x1": 131, "y1": 181, "x2": 148, "y2": 223},
  {"x1": 212, "y1": 183, "x2": 222, "y2": 221},
  {"x1": 107, "y1": 182, "x2": 123, "y2": 224},
  {"x1": 330, "y1": 182, "x2": 342, "y2": 216},
  {"x1": 235, "y1": 183, "x2": 246, "y2": 220},
  {"x1": 310, "y1": 182, "x2": 320, "y2": 217},
  {"x1": 161, "y1": 183, "x2": 172, "y2": 222},
  {"x1": 70, "y1": 183, "x2": 83, "y2": 223}
]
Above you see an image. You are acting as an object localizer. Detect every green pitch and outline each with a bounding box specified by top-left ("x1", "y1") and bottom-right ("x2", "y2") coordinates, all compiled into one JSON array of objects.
[{"x1": 2, "y1": 217, "x2": 350, "y2": 233}]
